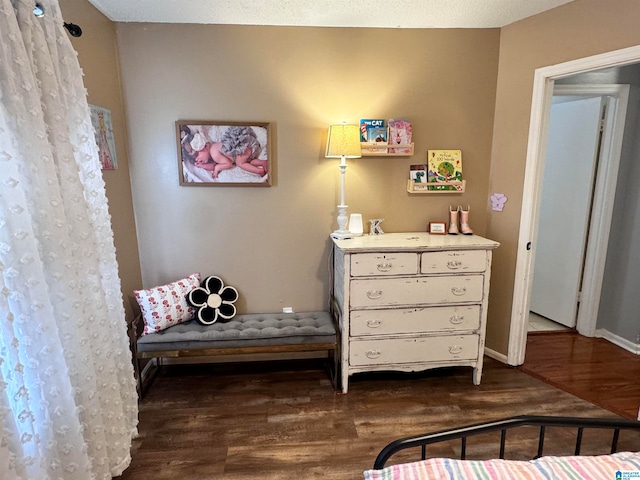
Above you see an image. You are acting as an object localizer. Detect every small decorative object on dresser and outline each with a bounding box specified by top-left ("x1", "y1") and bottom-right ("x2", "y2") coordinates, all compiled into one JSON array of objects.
[
  {"x1": 349, "y1": 213, "x2": 364, "y2": 236},
  {"x1": 428, "y1": 222, "x2": 447, "y2": 234},
  {"x1": 369, "y1": 218, "x2": 385, "y2": 235},
  {"x1": 330, "y1": 232, "x2": 499, "y2": 393}
]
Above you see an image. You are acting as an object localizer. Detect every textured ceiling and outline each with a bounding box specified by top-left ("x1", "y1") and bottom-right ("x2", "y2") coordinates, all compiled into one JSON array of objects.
[{"x1": 86, "y1": 0, "x2": 574, "y2": 28}]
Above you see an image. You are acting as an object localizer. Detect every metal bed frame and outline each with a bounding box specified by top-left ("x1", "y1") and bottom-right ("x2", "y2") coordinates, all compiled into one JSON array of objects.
[{"x1": 374, "y1": 415, "x2": 640, "y2": 470}]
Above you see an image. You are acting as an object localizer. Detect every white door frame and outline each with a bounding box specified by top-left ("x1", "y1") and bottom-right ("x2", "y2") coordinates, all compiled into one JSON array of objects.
[{"x1": 507, "y1": 45, "x2": 640, "y2": 366}]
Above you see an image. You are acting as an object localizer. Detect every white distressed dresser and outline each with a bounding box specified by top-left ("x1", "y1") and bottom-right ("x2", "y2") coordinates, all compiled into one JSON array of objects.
[{"x1": 331, "y1": 232, "x2": 499, "y2": 393}]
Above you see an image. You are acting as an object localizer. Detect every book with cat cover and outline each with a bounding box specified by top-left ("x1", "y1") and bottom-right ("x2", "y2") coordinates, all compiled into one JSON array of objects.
[{"x1": 360, "y1": 119, "x2": 388, "y2": 153}]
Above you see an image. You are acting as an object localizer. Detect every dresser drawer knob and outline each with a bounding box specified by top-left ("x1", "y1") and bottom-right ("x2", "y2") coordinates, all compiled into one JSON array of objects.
[
  {"x1": 366, "y1": 350, "x2": 381, "y2": 359},
  {"x1": 449, "y1": 315, "x2": 464, "y2": 325},
  {"x1": 451, "y1": 287, "x2": 467, "y2": 296},
  {"x1": 366, "y1": 319, "x2": 382, "y2": 328},
  {"x1": 447, "y1": 261, "x2": 463, "y2": 269},
  {"x1": 366, "y1": 290, "x2": 383, "y2": 299},
  {"x1": 449, "y1": 345, "x2": 463, "y2": 355},
  {"x1": 377, "y1": 262, "x2": 393, "y2": 272}
]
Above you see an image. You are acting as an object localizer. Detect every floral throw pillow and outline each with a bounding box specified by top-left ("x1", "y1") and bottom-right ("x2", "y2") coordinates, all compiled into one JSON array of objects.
[
  {"x1": 186, "y1": 276, "x2": 239, "y2": 325},
  {"x1": 134, "y1": 273, "x2": 201, "y2": 335}
]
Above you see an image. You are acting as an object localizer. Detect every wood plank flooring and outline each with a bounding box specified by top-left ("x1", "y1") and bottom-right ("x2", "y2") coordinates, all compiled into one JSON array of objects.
[
  {"x1": 117, "y1": 357, "x2": 640, "y2": 479},
  {"x1": 520, "y1": 331, "x2": 640, "y2": 420}
]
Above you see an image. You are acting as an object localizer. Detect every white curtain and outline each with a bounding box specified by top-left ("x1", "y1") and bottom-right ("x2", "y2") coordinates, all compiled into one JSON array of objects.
[{"x1": 0, "y1": 0, "x2": 138, "y2": 479}]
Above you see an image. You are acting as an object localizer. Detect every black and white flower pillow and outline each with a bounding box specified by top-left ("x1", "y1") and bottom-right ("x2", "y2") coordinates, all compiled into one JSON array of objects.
[{"x1": 186, "y1": 276, "x2": 238, "y2": 325}]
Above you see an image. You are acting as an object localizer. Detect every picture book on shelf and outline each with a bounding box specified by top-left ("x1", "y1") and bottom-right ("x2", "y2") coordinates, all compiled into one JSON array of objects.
[
  {"x1": 410, "y1": 164, "x2": 427, "y2": 183},
  {"x1": 427, "y1": 149, "x2": 463, "y2": 191},
  {"x1": 360, "y1": 119, "x2": 388, "y2": 154},
  {"x1": 359, "y1": 119, "x2": 385, "y2": 141},
  {"x1": 388, "y1": 119, "x2": 412, "y2": 154},
  {"x1": 369, "y1": 127, "x2": 388, "y2": 143}
]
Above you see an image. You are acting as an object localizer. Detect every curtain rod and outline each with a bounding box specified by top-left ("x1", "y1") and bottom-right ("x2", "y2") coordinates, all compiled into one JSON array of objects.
[{"x1": 33, "y1": 2, "x2": 83, "y2": 37}]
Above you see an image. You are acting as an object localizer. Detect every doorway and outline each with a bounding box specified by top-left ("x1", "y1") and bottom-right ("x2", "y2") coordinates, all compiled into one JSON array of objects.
[
  {"x1": 529, "y1": 89, "x2": 627, "y2": 331},
  {"x1": 507, "y1": 45, "x2": 640, "y2": 367},
  {"x1": 530, "y1": 95, "x2": 603, "y2": 329}
]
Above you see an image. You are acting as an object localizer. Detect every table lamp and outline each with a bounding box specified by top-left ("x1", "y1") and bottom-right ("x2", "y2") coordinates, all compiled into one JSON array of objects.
[{"x1": 326, "y1": 123, "x2": 362, "y2": 239}]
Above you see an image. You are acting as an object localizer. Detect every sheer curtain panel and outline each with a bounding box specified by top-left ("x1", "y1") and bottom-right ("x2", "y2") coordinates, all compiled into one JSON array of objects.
[{"x1": 0, "y1": 0, "x2": 138, "y2": 478}]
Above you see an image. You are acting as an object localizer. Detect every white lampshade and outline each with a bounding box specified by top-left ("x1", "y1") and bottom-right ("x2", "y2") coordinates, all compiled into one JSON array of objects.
[{"x1": 326, "y1": 124, "x2": 362, "y2": 159}]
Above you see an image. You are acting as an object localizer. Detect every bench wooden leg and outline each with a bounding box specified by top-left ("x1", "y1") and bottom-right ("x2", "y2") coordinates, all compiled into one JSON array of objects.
[
  {"x1": 135, "y1": 356, "x2": 142, "y2": 399},
  {"x1": 322, "y1": 348, "x2": 340, "y2": 392},
  {"x1": 331, "y1": 350, "x2": 337, "y2": 391},
  {"x1": 137, "y1": 357, "x2": 162, "y2": 399}
]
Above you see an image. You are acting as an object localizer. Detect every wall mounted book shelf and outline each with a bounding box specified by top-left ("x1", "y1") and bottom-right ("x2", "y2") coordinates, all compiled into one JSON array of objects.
[
  {"x1": 361, "y1": 142, "x2": 415, "y2": 157},
  {"x1": 407, "y1": 179, "x2": 466, "y2": 194}
]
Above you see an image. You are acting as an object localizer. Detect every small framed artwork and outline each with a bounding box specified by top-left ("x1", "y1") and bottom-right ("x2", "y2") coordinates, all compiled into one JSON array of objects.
[
  {"x1": 176, "y1": 120, "x2": 272, "y2": 186},
  {"x1": 89, "y1": 104, "x2": 117, "y2": 170},
  {"x1": 428, "y1": 222, "x2": 447, "y2": 234}
]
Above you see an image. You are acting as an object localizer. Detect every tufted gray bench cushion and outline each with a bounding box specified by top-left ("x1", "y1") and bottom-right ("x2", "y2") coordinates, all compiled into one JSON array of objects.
[
  {"x1": 136, "y1": 311, "x2": 336, "y2": 353},
  {"x1": 131, "y1": 311, "x2": 339, "y2": 395}
]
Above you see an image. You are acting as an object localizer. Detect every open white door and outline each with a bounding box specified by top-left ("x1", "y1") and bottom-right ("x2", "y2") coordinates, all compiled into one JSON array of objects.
[
  {"x1": 508, "y1": 46, "x2": 637, "y2": 368},
  {"x1": 529, "y1": 97, "x2": 603, "y2": 328}
]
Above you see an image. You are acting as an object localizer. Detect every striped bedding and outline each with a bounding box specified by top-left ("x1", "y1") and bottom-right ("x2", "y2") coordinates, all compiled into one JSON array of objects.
[{"x1": 363, "y1": 451, "x2": 640, "y2": 479}]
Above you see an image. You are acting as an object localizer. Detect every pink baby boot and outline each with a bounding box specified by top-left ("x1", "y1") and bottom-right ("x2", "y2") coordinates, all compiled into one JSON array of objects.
[
  {"x1": 448, "y1": 205, "x2": 459, "y2": 235},
  {"x1": 460, "y1": 205, "x2": 473, "y2": 235}
]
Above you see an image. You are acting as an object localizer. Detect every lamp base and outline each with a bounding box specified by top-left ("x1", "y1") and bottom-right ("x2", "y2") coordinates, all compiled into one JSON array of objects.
[
  {"x1": 332, "y1": 203, "x2": 351, "y2": 239},
  {"x1": 331, "y1": 229, "x2": 353, "y2": 240}
]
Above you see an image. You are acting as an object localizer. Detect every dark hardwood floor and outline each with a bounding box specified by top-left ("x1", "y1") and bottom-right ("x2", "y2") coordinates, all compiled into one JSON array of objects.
[
  {"x1": 520, "y1": 331, "x2": 640, "y2": 420},
  {"x1": 118, "y1": 355, "x2": 640, "y2": 479}
]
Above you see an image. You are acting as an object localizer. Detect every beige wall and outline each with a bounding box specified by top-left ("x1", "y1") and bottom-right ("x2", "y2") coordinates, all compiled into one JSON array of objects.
[
  {"x1": 59, "y1": 0, "x2": 143, "y2": 322},
  {"x1": 57, "y1": 0, "x2": 640, "y2": 355},
  {"x1": 486, "y1": 0, "x2": 640, "y2": 353},
  {"x1": 116, "y1": 24, "x2": 500, "y2": 314}
]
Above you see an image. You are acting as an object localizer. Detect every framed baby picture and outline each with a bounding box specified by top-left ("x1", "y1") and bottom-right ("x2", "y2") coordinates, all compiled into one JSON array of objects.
[{"x1": 176, "y1": 120, "x2": 273, "y2": 186}]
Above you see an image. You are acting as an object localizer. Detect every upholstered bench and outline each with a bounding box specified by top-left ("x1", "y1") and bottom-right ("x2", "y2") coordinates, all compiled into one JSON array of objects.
[{"x1": 131, "y1": 311, "x2": 338, "y2": 394}]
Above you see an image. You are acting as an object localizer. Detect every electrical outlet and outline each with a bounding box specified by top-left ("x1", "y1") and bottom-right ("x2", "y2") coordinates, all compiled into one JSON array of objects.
[{"x1": 283, "y1": 307, "x2": 294, "y2": 314}]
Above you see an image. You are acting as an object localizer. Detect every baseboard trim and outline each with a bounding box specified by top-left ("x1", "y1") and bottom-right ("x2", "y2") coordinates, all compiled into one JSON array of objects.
[
  {"x1": 484, "y1": 347, "x2": 508, "y2": 364},
  {"x1": 595, "y1": 328, "x2": 640, "y2": 355}
]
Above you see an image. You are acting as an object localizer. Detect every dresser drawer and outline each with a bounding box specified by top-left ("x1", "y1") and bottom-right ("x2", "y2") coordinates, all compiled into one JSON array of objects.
[
  {"x1": 350, "y1": 306, "x2": 480, "y2": 336},
  {"x1": 350, "y1": 275, "x2": 484, "y2": 308},
  {"x1": 421, "y1": 250, "x2": 487, "y2": 274},
  {"x1": 350, "y1": 335, "x2": 479, "y2": 366},
  {"x1": 351, "y1": 252, "x2": 418, "y2": 277}
]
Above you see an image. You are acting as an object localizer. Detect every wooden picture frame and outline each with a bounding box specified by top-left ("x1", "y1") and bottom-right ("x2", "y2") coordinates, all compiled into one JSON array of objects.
[
  {"x1": 428, "y1": 222, "x2": 447, "y2": 234},
  {"x1": 177, "y1": 120, "x2": 272, "y2": 186}
]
